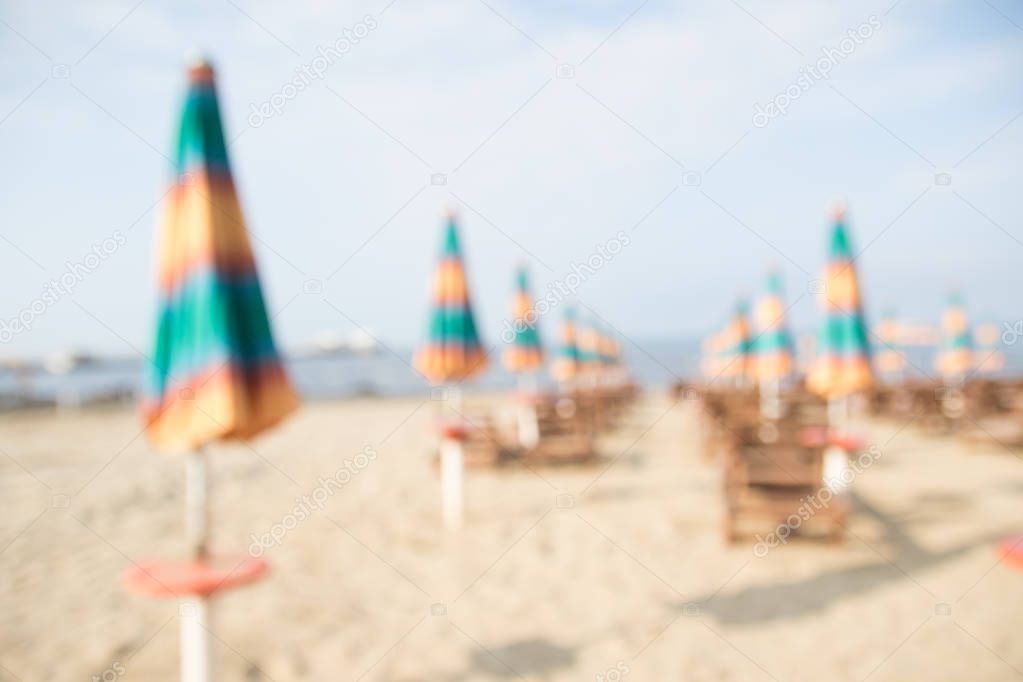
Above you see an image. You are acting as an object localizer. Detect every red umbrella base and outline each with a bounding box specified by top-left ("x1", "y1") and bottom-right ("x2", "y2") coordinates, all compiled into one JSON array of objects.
[
  {"x1": 435, "y1": 420, "x2": 469, "y2": 441},
  {"x1": 798, "y1": 428, "x2": 865, "y2": 453},
  {"x1": 123, "y1": 555, "x2": 267, "y2": 598}
]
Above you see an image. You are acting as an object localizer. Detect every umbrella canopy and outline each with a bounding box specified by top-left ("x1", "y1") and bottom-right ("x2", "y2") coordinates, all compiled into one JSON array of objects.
[
  {"x1": 935, "y1": 292, "x2": 973, "y2": 379},
  {"x1": 503, "y1": 266, "x2": 544, "y2": 373},
  {"x1": 141, "y1": 59, "x2": 298, "y2": 452},
  {"x1": 576, "y1": 317, "x2": 604, "y2": 376},
  {"x1": 552, "y1": 307, "x2": 582, "y2": 382},
  {"x1": 752, "y1": 272, "x2": 794, "y2": 381},
  {"x1": 414, "y1": 213, "x2": 488, "y2": 383},
  {"x1": 806, "y1": 206, "x2": 873, "y2": 397},
  {"x1": 715, "y1": 300, "x2": 753, "y2": 382},
  {"x1": 974, "y1": 321, "x2": 1005, "y2": 374},
  {"x1": 874, "y1": 309, "x2": 906, "y2": 378},
  {"x1": 701, "y1": 328, "x2": 726, "y2": 378}
]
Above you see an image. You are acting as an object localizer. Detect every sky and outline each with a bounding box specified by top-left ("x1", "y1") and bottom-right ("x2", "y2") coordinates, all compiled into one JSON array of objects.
[{"x1": 0, "y1": 0, "x2": 1021, "y2": 361}]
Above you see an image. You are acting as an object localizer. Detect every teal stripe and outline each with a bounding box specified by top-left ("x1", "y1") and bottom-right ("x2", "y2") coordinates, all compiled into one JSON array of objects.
[
  {"x1": 755, "y1": 329, "x2": 793, "y2": 354},
  {"x1": 427, "y1": 305, "x2": 483, "y2": 346},
  {"x1": 146, "y1": 269, "x2": 281, "y2": 398},
  {"x1": 175, "y1": 84, "x2": 231, "y2": 177},
  {"x1": 943, "y1": 333, "x2": 972, "y2": 350},
  {"x1": 817, "y1": 313, "x2": 871, "y2": 357}
]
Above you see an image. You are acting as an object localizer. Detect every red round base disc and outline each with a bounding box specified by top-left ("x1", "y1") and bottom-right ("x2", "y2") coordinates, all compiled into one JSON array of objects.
[
  {"x1": 436, "y1": 419, "x2": 469, "y2": 441},
  {"x1": 830, "y1": 433, "x2": 865, "y2": 453},
  {"x1": 997, "y1": 535, "x2": 1023, "y2": 572},
  {"x1": 123, "y1": 555, "x2": 267, "y2": 598}
]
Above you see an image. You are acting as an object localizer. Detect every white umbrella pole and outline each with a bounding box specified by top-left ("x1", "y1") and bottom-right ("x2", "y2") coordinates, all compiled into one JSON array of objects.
[
  {"x1": 759, "y1": 376, "x2": 781, "y2": 420},
  {"x1": 441, "y1": 385, "x2": 464, "y2": 530},
  {"x1": 517, "y1": 374, "x2": 540, "y2": 448},
  {"x1": 828, "y1": 395, "x2": 849, "y2": 433},
  {"x1": 182, "y1": 448, "x2": 212, "y2": 682}
]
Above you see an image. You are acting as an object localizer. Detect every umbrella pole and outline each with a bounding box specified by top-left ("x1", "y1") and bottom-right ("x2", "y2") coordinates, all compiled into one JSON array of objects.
[
  {"x1": 182, "y1": 447, "x2": 212, "y2": 682},
  {"x1": 516, "y1": 374, "x2": 540, "y2": 448},
  {"x1": 759, "y1": 377, "x2": 780, "y2": 420},
  {"x1": 441, "y1": 384, "x2": 464, "y2": 530},
  {"x1": 828, "y1": 395, "x2": 849, "y2": 434}
]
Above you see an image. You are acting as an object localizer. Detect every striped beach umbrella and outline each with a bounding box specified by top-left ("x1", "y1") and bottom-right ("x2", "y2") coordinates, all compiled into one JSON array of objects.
[
  {"x1": 701, "y1": 328, "x2": 726, "y2": 378},
  {"x1": 715, "y1": 300, "x2": 753, "y2": 383},
  {"x1": 806, "y1": 206, "x2": 873, "y2": 397},
  {"x1": 975, "y1": 321, "x2": 1005, "y2": 374},
  {"x1": 503, "y1": 266, "x2": 543, "y2": 373},
  {"x1": 935, "y1": 292, "x2": 973, "y2": 380},
  {"x1": 414, "y1": 213, "x2": 488, "y2": 383},
  {"x1": 874, "y1": 310, "x2": 906, "y2": 379},
  {"x1": 132, "y1": 58, "x2": 295, "y2": 682},
  {"x1": 752, "y1": 272, "x2": 794, "y2": 381},
  {"x1": 552, "y1": 307, "x2": 582, "y2": 382},
  {"x1": 577, "y1": 317, "x2": 604, "y2": 376},
  {"x1": 141, "y1": 59, "x2": 298, "y2": 452}
]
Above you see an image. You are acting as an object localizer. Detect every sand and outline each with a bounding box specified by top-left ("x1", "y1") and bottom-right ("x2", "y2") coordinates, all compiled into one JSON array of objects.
[{"x1": 2, "y1": 392, "x2": 1022, "y2": 681}]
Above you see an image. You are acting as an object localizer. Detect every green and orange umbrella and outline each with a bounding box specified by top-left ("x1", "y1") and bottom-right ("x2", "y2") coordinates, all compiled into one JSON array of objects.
[
  {"x1": 414, "y1": 212, "x2": 488, "y2": 383},
  {"x1": 752, "y1": 272, "x2": 794, "y2": 382},
  {"x1": 701, "y1": 326, "x2": 728, "y2": 378},
  {"x1": 806, "y1": 206, "x2": 873, "y2": 397},
  {"x1": 935, "y1": 292, "x2": 973, "y2": 380},
  {"x1": 552, "y1": 307, "x2": 582, "y2": 383},
  {"x1": 975, "y1": 321, "x2": 1005, "y2": 375},
  {"x1": 874, "y1": 309, "x2": 906, "y2": 379},
  {"x1": 131, "y1": 58, "x2": 294, "y2": 680},
  {"x1": 503, "y1": 266, "x2": 543, "y2": 374},
  {"x1": 141, "y1": 59, "x2": 298, "y2": 452},
  {"x1": 716, "y1": 300, "x2": 753, "y2": 383}
]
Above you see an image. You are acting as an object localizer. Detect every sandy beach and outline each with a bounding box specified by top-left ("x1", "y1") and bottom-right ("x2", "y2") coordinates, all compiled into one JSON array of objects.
[{"x1": 2, "y1": 391, "x2": 1022, "y2": 681}]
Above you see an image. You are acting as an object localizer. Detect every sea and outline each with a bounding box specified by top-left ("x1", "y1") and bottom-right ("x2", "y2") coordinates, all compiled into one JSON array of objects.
[{"x1": 1, "y1": 338, "x2": 1020, "y2": 411}]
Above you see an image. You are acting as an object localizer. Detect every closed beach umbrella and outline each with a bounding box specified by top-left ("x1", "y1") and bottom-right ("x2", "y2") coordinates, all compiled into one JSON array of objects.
[
  {"x1": 552, "y1": 307, "x2": 582, "y2": 383},
  {"x1": 753, "y1": 272, "x2": 794, "y2": 382},
  {"x1": 701, "y1": 329, "x2": 725, "y2": 378},
  {"x1": 414, "y1": 212, "x2": 488, "y2": 383},
  {"x1": 133, "y1": 58, "x2": 298, "y2": 682},
  {"x1": 141, "y1": 61, "x2": 298, "y2": 450},
  {"x1": 717, "y1": 300, "x2": 753, "y2": 384},
  {"x1": 502, "y1": 266, "x2": 543, "y2": 375},
  {"x1": 577, "y1": 317, "x2": 604, "y2": 378},
  {"x1": 975, "y1": 321, "x2": 1005, "y2": 374},
  {"x1": 875, "y1": 310, "x2": 906, "y2": 380},
  {"x1": 503, "y1": 265, "x2": 543, "y2": 447},
  {"x1": 413, "y1": 211, "x2": 487, "y2": 529},
  {"x1": 806, "y1": 205, "x2": 873, "y2": 398},
  {"x1": 935, "y1": 292, "x2": 973, "y2": 380}
]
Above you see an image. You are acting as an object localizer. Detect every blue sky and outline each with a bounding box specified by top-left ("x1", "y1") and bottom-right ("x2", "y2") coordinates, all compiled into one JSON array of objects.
[{"x1": 0, "y1": 0, "x2": 1021, "y2": 359}]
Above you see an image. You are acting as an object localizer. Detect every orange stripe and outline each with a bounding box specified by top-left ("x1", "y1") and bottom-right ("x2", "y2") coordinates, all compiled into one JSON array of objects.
[
  {"x1": 141, "y1": 362, "x2": 298, "y2": 452},
  {"x1": 158, "y1": 172, "x2": 256, "y2": 292},
  {"x1": 414, "y1": 345, "x2": 488, "y2": 383},
  {"x1": 432, "y1": 260, "x2": 469, "y2": 304}
]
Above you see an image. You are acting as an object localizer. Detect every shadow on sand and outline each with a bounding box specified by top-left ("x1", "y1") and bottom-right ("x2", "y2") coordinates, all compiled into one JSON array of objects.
[{"x1": 675, "y1": 491, "x2": 1007, "y2": 626}]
